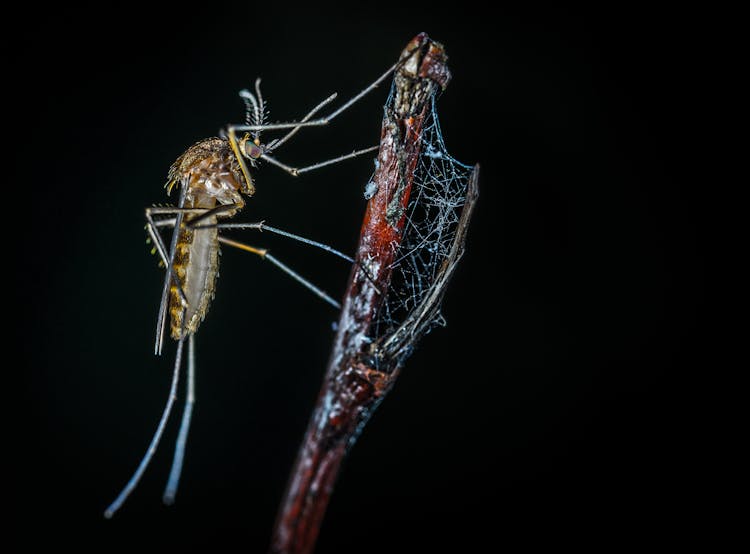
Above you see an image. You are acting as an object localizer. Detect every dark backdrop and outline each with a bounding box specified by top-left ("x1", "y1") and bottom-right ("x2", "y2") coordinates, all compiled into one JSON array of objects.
[{"x1": 12, "y1": 6, "x2": 708, "y2": 553}]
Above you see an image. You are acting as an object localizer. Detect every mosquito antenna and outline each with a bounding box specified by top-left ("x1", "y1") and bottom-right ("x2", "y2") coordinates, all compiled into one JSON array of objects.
[
  {"x1": 239, "y1": 78, "x2": 267, "y2": 142},
  {"x1": 104, "y1": 336, "x2": 186, "y2": 518},
  {"x1": 240, "y1": 90, "x2": 260, "y2": 138},
  {"x1": 163, "y1": 333, "x2": 196, "y2": 504},
  {"x1": 254, "y1": 77, "x2": 267, "y2": 129}
]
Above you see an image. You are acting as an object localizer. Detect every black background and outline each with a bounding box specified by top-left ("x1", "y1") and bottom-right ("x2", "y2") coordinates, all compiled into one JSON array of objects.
[{"x1": 13, "y1": 5, "x2": 709, "y2": 553}]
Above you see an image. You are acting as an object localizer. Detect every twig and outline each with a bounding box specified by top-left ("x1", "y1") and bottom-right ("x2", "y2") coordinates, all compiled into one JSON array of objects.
[{"x1": 269, "y1": 33, "x2": 479, "y2": 554}]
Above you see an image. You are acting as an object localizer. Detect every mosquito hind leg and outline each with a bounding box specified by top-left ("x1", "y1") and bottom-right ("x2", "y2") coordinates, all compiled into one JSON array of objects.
[
  {"x1": 104, "y1": 336, "x2": 186, "y2": 518},
  {"x1": 163, "y1": 333, "x2": 196, "y2": 505}
]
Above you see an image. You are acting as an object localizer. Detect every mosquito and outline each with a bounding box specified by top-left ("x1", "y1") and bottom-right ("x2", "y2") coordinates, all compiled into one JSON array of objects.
[{"x1": 104, "y1": 59, "x2": 402, "y2": 518}]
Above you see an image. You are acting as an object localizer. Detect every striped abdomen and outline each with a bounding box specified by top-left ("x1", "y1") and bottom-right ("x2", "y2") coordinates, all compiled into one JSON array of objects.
[{"x1": 169, "y1": 207, "x2": 220, "y2": 340}]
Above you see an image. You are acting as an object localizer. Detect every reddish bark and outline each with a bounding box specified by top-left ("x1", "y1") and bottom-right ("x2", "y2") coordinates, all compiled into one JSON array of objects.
[{"x1": 269, "y1": 33, "x2": 476, "y2": 554}]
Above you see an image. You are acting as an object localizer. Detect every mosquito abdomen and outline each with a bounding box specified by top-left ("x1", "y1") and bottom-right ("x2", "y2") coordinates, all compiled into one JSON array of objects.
[{"x1": 170, "y1": 213, "x2": 220, "y2": 340}]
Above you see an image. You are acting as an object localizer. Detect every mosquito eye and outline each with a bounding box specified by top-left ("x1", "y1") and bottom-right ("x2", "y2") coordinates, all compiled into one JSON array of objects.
[{"x1": 244, "y1": 142, "x2": 263, "y2": 159}]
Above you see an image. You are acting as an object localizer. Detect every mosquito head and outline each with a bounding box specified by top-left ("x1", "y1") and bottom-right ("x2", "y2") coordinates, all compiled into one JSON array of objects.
[{"x1": 239, "y1": 134, "x2": 264, "y2": 162}]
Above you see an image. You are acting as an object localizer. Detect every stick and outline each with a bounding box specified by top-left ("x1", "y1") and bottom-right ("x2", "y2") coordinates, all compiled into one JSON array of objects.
[{"x1": 269, "y1": 32, "x2": 479, "y2": 554}]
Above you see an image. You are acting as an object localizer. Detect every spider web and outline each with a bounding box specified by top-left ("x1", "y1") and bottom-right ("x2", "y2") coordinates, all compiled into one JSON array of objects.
[{"x1": 370, "y1": 91, "x2": 474, "y2": 346}]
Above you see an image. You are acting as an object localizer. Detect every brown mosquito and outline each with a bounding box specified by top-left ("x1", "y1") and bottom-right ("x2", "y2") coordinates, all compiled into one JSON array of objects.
[{"x1": 104, "y1": 60, "x2": 401, "y2": 518}]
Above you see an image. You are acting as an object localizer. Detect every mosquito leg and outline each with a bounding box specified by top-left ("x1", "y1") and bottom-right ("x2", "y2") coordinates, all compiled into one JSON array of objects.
[
  {"x1": 148, "y1": 206, "x2": 222, "y2": 217},
  {"x1": 227, "y1": 125, "x2": 255, "y2": 195},
  {"x1": 104, "y1": 336, "x2": 186, "y2": 518},
  {"x1": 145, "y1": 205, "x2": 216, "y2": 278},
  {"x1": 163, "y1": 333, "x2": 196, "y2": 505},
  {"x1": 259, "y1": 92, "x2": 338, "y2": 153},
  {"x1": 147, "y1": 202, "x2": 218, "y2": 354},
  {"x1": 145, "y1": 207, "x2": 183, "y2": 283},
  {"x1": 146, "y1": 207, "x2": 186, "y2": 355},
  {"x1": 153, "y1": 186, "x2": 190, "y2": 355},
  {"x1": 149, "y1": 205, "x2": 242, "y2": 232},
  {"x1": 218, "y1": 237, "x2": 341, "y2": 309},
  {"x1": 261, "y1": 145, "x2": 379, "y2": 177},
  {"x1": 225, "y1": 57, "x2": 414, "y2": 181},
  {"x1": 184, "y1": 203, "x2": 243, "y2": 228},
  {"x1": 195, "y1": 221, "x2": 353, "y2": 263},
  {"x1": 205, "y1": 222, "x2": 381, "y2": 294},
  {"x1": 146, "y1": 203, "x2": 245, "y2": 353},
  {"x1": 152, "y1": 218, "x2": 177, "y2": 228},
  {"x1": 225, "y1": 93, "x2": 339, "y2": 177},
  {"x1": 230, "y1": 57, "x2": 402, "y2": 135}
]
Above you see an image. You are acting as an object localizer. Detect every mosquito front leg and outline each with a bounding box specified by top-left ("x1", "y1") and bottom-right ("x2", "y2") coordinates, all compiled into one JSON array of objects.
[
  {"x1": 261, "y1": 145, "x2": 380, "y2": 177},
  {"x1": 225, "y1": 54, "x2": 414, "y2": 180},
  {"x1": 225, "y1": 91, "x2": 340, "y2": 177},
  {"x1": 231, "y1": 58, "x2": 402, "y2": 136},
  {"x1": 254, "y1": 90, "x2": 338, "y2": 153},
  {"x1": 226, "y1": 126, "x2": 256, "y2": 195}
]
